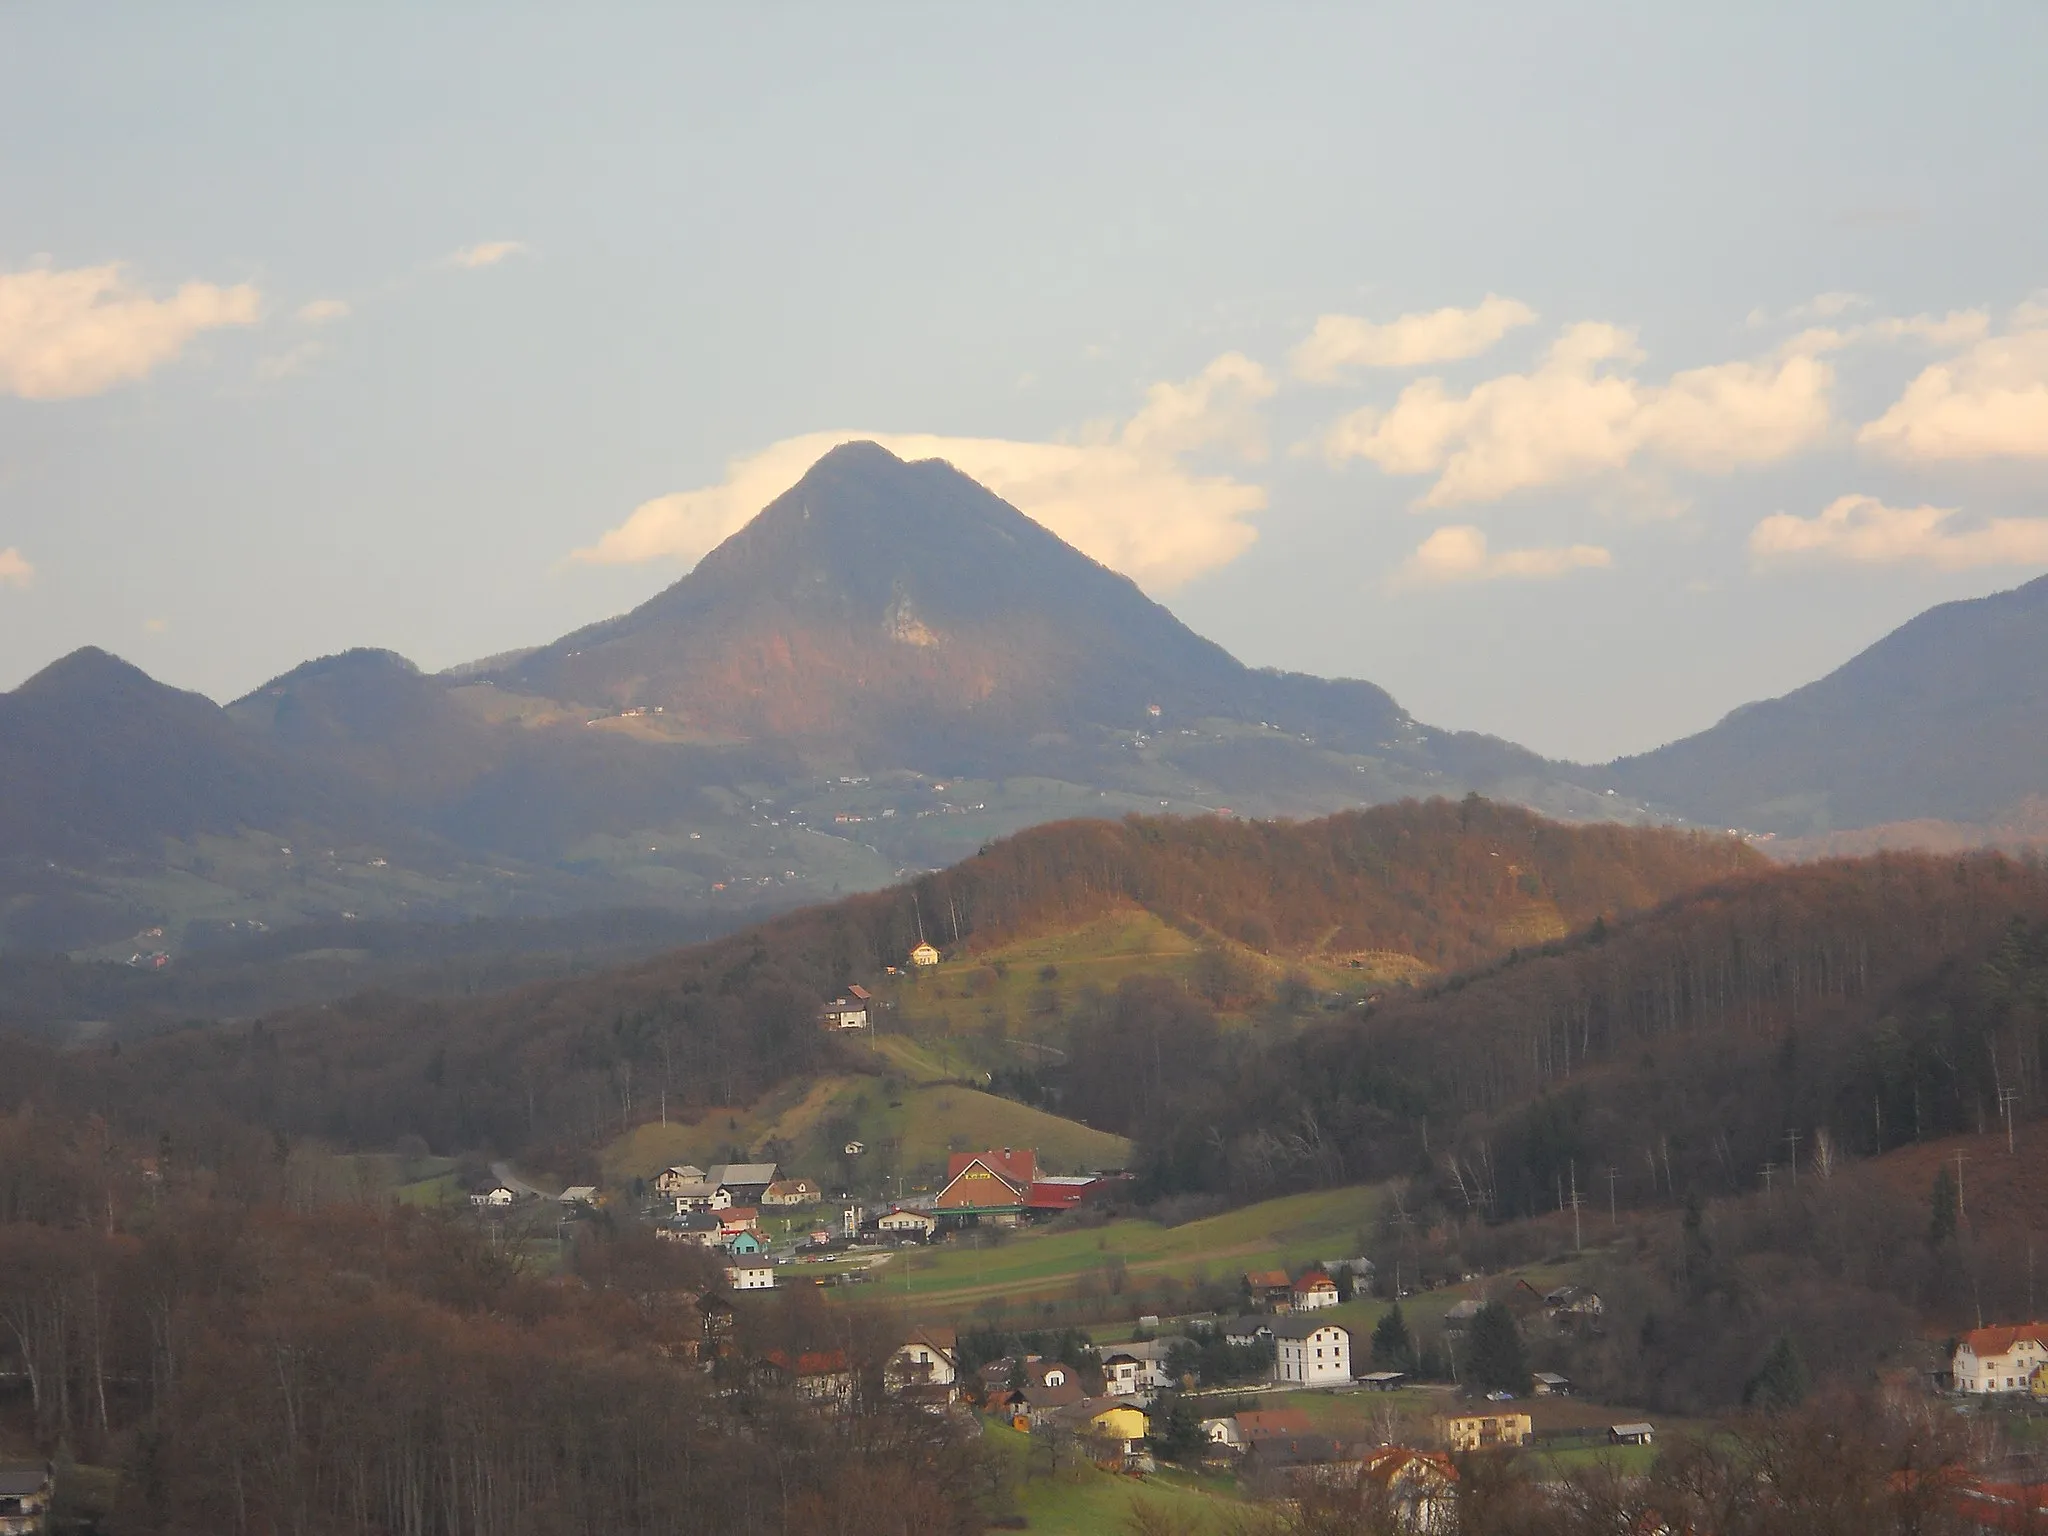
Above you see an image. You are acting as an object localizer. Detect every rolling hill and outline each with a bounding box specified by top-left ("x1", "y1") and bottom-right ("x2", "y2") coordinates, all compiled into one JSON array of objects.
[{"x1": 1607, "y1": 572, "x2": 2048, "y2": 836}]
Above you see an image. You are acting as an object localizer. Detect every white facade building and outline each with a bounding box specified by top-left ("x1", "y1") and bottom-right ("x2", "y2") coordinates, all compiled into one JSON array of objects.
[{"x1": 1271, "y1": 1316, "x2": 1351, "y2": 1387}]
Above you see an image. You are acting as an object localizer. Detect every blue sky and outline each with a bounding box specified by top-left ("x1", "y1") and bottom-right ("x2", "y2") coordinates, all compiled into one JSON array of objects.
[{"x1": 1, "y1": 5, "x2": 2043, "y2": 760}]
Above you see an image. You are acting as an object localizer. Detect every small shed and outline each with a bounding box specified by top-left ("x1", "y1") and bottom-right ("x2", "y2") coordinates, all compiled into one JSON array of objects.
[
  {"x1": 1532, "y1": 1372, "x2": 1573, "y2": 1396},
  {"x1": 1609, "y1": 1423, "x2": 1655, "y2": 1446},
  {"x1": 1358, "y1": 1371, "x2": 1407, "y2": 1391}
]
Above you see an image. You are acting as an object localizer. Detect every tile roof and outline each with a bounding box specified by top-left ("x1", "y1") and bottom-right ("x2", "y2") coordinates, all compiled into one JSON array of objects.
[{"x1": 1961, "y1": 1323, "x2": 2048, "y2": 1356}]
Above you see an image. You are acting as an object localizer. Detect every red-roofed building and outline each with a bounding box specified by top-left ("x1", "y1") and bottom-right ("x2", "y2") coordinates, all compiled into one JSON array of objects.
[
  {"x1": 1292, "y1": 1269, "x2": 1339, "y2": 1310},
  {"x1": 1363, "y1": 1447, "x2": 1457, "y2": 1529},
  {"x1": 757, "y1": 1348, "x2": 854, "y2": 1408},
  {"x1": 1954, "y1": 1323, "x2": 2048, "y2": 1394},
  {"x1": 1026, "y1": 1175, "x2": 1106, "y2": 1215},
  {"x1": 936, "y1": 1148, "x2": 1037, "y2": 1224}
]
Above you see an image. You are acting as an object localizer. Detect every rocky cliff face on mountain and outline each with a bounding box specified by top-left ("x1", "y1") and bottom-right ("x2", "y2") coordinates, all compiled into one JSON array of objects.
[{"x1": 1608, "y1": 573, "x2": 2048, "y2": 836}]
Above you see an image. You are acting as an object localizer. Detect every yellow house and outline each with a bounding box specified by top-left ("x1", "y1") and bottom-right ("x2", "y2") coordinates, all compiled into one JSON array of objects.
[
  {"x1": 1089, "y1": 1405, "x2": 1149, "y2": 1447},
  {"x1": 911, "y1": 942, "x2": 941, "y2": 967},
  {"x1": 1441, "y1": 1412, "x2": 1532, "y2": 1451}
]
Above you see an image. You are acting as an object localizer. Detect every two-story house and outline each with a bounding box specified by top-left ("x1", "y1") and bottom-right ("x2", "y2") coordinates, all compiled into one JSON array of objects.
[{"x1": 1954, "y1": 1323, "x2": 2048, "y2": 1393}]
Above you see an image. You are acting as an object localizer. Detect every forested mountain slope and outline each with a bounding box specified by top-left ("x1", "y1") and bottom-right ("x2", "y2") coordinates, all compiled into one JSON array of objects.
[{"x1": 1608, "y1": 572, "x2": 2048, "y2": 835}]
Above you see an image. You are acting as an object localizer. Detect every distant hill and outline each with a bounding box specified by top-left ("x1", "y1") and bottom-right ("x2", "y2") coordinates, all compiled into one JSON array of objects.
[{"x1": 1608, "y1": 573, "x2": 2048, "y2": 835}]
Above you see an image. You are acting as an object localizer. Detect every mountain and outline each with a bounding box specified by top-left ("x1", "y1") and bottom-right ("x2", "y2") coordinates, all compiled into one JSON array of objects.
[
  {"x1": 2, "y1": 442, "x2": 1636, "y2": 953},
  {"x1": 492, "y1": 441, "x2": 1563, "y2": 780},
  {"x1": 1608, "y1": 573, "x2": 2048, "y2": 835}
]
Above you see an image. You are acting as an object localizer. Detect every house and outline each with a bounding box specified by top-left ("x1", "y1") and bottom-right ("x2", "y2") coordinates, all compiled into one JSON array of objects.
[
  {"x1": 1101, "y1": 1339, "x2": 1175, "y2": 1398},
  {"x1": 760, "y1": 1349, "x2": 855, "y2": 1408},
  {"x1": 1532, "y1": 1371, "x2": 1573, "y2": 1396},
  {"x1": 993, "y1": 1360, "x2": 1085, "y2": 1426},
  {"x1": 1953, "y1": 1323, "x2": 2048, "y2": 1394},
  {"x1": 1054, "y1": 1397, "x2": 1152, "y2": 1468},
  {"x1": 763, "y1": 1178, "x2": 821, "y2": 1207},
  {"x1": 1359, "y1": 1371, "x2": 1408, "y2": 1391},
  {"x1": 1608, "y1": 1423, "x2": 1655, "y2": 1446},
  {"x1": 878, "y1": 1207, "x2": 938, "y2": 1240},
  {"x1": 1441, "y1": 1412, "x2": 1533, "y2": 1451},
  {"x1": 1235, "y1": 1408, "x2": 1315, "y2": 1445},
  {"x1": 1544, "y1": 1285, "x2": 1604, "y2": 1321},
  {"x1": 1245, "y1": 1269, "x2": 1294, "y2": 1312},
  {"x1": 1362, "y1": 1447, "x2": 1458, "y2": 1533},
  {"x1": 655, "y1": 1211, "x2": 725, "y2": 1247},
  {"x1": 704, "y1": 1163, "x2": 778, "y2": 1203},
  {"x1": 935, "y1": 1148, "x2": 1038, "y2": 1225},
  {"x1": 1272, "y1": 1316, "x2": 1351, "y2": 1386},
  {"x1": 1203, "y1": 1416, "x2": 1246, "y2": 1451},
  {"x1": 654, "y1": 1164, "x2": 708, "y2": 1196},
  {"x1": 1291, "y1": 1269, "x2": 1340, "y2": 1310},
  {"x1": 558, "y1": 1185, "x2": 599, "y2": 1205},
  {"x1": 1222, "y1": 1316, "x2": 1276, "y2": 1348},
  {"x1": 470, "y1": 1185, "x2": 517, "y2": 1207},
  {"x1": 668, "y1": 1181, "x2": 726, "y2": 1212},
  {"x1": 911, "y1": 942, "x2": 941, "y2": 967},
  {"x1": 718, "y1": 1207, "x2": 760, "y2": 1235},
  {"x1": 726, "y1": 1230, "x2": 766, "y2": 1258},
  {"x1": 1241, "y1": 1434, "x2": 1361, "y2": 1484},
  {"x1": 886, "y1": 1326, "x2": 959, "y2": 1398},
  {"x1": 1443, "y1": 1298, "x2": 1483, "y2": 1331},
  {"x1": 727, "y1": 1262, "x2": 775, "y2": 1291},
  {"x1": 0, "y1": 1462, "x2": 53, "y2": 1536},
  {"x1": 820, "y1": 989, "x2": 871, "y2": 1031}
]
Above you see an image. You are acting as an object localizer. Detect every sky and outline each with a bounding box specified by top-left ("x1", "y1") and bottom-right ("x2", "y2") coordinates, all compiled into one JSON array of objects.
[{"x1": 1, "y1": 5, "x2": 2044, "y2": 762}]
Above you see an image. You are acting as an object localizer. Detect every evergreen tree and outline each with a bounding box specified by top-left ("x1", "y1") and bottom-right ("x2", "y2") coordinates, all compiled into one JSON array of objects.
[
  {"x1": 1930, "y1": 1165, "x2": 1959, "y2": 1247},
  {"x1": 1743, "y1": 1335, "x2": 1811, "y2": 1411},
  {"x1": 1371, "y1": 1302, "x2": 1415, "y2": 1370},
  {"x1": 1147, "y1": 1391, "x2": 1207, "y2": 1464},
  {"x1": 1464, "y1": 1302, "x2": 1528, "y2": 1394}
]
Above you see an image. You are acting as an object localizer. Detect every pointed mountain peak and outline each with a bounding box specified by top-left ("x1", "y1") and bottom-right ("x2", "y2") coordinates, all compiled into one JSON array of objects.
[{"x1": 14, "y1": 646, "x2": 196, "y2": 706}]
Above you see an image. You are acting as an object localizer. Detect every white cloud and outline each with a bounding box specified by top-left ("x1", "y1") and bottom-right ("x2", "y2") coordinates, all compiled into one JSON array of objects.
[
  {"x1": 1394, "y1": 525, "x2": 1611, "y2": 587},
  {"x1": 444, "y1": 241, "x2": 527, "y2": 270},
  {"x1": 295, "y1": 298, "x2": 350, "y2": 324},
  {"x1": 1291, "y1": 294, "x2": 1536, "y2": 383},
  {"x1": 1750, "y1": 494, "x2": 2048, "y2": 570},
  {"x1": 1320, "y1": 322, "x2": 1834, "y2": 507},
  {"x1": 0, "y1": 263, "x2": 261, "y2": 400},
  {"x1": 573, "y1": 354, "x2": 1277, "y2": 591},
  {"x1": 0, "y1": 548, "x2": 32, "y2": 588},
  {"x1": 1858, "y1": 307, "x2": 2048, "y2": 460}
]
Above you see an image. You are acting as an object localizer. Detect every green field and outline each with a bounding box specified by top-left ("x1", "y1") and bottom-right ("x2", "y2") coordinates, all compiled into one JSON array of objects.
[
  {"x1": 884, "y1": 1185, "x2": 1382, "y2": 1318},
  {"x1": 982, "y1": 1420, "x2": 1240, "y2": 1534}
]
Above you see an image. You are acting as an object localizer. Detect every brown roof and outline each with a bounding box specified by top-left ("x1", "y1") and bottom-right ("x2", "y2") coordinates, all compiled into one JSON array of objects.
[
  {"x1": 1245, "y1": 1269, "x2": 1290, "y2": 1289},
  {"x1": 1961, "y1": 1323, "x2": 2048, "y2": 1356},
  {"x1": 1293, "y1": 1269, "x2": 1336, "y2": 1292},
  {"x1": 946, "y1": 1147, "x2": 1038, "y2": 1185},
  {"x1": 762, "y1": 1348, "x2": 850, "y2": 1378}
]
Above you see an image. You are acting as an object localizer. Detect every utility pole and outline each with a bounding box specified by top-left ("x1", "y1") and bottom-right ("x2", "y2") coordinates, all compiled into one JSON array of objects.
[
  {"x1": 1605, "y1": 1166, "x2": 1619, "y2": 1228},
  {"x1": 1760, "y1": 1163, "x2": 1776, "y2": 1199},
  {"x1": 1953, "y1": 1150, "x2": 1969, "y2": 1228},
  {"x1": 2000, "y1": 1088, "x2": 2021, "y2": 1155},
  {"x1": 1568, "y1": 1162, "x2": 1584, "y2": 1252},
  {"x1": 1784, "y1": 1129, "x2": 1802, "y2": 1188}
]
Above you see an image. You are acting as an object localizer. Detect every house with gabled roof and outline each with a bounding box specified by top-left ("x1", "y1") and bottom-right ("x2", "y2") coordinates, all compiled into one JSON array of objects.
[
  {"x1": 935, "y1": 1148, "x2": 1038, "y2": 1225},
  {"x1": 654, "y1": 1164, "x2": 708, "y2": 1196},
  {"x1": 1955, "y1": 1322, "x2": 2048, "y2": 1394},
  {"x1": 1245, "y1": 1268, "x2": 1294, "y2": 1312},
  {"x1": 1291, "y1": 1269, "x2": 1339, "y2": 1309}
]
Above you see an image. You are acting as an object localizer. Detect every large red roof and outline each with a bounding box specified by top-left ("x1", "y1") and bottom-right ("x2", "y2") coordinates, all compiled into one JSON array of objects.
[
  {"x1": 946, "y1": 1147, "x2": 1037, "y2": 1186},
  {"x1": 1960, "y1": 1323, "x2": 2048, "y2": 1356}
]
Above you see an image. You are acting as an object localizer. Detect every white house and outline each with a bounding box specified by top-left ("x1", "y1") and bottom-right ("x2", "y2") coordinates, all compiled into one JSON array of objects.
[
  {"x1": 1202, "y1": 1416, "x2": 1245, "y2": 1450},
  {"x1": 1291, "y1": 1270, "x2": 1340, "y2": 1310},
  {"x1": 878, "y1": 1207, "x2": 938, "y2": 1239},
  {"x1": 1101, "y1": 1339, "x2": 1176, "y2": 1399},
  {"x1": 1271, "y1": 1316, "x2": 1351, "y2": 1387},
  {"x1": 910, "y1": 942, "x2": 940, "y2": 967},
  {"x1": 727, "y1": 1262, "x2": 776, "y2": 1291},
  {"x1": 820, "y1": 988, "x2": 871, "y2": 1031},
  {"x1": 1954, "y1": 1323, "x2": 2048, "y2": 1393},
  {"x1": 470, "y1": 1185, "x2": 516, "y2": 1208},
  {"x1": 885, "y1": 1327, "x2": 959, "y2": 1393}
]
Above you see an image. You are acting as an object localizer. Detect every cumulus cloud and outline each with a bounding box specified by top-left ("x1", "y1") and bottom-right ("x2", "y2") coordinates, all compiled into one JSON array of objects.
[
  {"x1": 0, "y1": 548, "x2": 32, "y2": 587},
  {"x1": 444, "y1": 241, "x2": 527, "y2": 270},
  {"x1": 295, "y1": 298, "x2": 350, "y2": 324},
  {"x1": 1858, "y1": 307, "x2": 2048, "y2": 460},
  {"x1": 1291, "y1": 294, "x2": 1536, "y2": 382},
  {"x1": 0, "y1": 263, "x2": 261, "y2": 400},
  {"x1": 574, "y1": 354, "x2": 1277, "y2": 591},
  {"x1": 1750, "y1": 494, "x2": 2048, "y2": 570},
  {"x1": 1394, "y1": 525, "x2": 1611, "y2": 588},
  {"x1": 1320, "y1": 322, "x2": 1834, "y2": 506}
]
